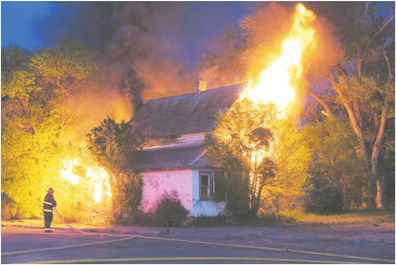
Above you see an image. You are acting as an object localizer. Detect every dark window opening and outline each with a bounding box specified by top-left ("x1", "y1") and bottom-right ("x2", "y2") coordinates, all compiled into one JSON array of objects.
[{"x1": 199, "y1": 171, "x2": 225, "y2": 201}]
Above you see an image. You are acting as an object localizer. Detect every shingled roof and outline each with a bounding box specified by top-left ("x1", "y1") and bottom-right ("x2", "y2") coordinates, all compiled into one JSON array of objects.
[
  {"x1": 131, "y1": 84, "x2": 245, "y2": 138},
  {"x1": 136, "y1": 146, "x2": 216, "y2": 172}
]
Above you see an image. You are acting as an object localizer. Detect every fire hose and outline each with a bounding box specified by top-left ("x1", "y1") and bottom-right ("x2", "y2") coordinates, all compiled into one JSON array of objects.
[{"x1": 54, "y1": 208, "x2": 133, "y2": 237}]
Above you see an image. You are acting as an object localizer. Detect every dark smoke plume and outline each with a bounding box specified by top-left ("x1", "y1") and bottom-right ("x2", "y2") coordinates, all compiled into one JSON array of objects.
[{"x1": 42, "y1": 2, "x2": 197, "y2": 143}]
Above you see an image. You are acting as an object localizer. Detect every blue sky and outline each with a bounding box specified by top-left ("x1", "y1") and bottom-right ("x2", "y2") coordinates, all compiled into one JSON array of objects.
[{"x1": 2, "y1": 1, "x2": 54, "y2": 50}]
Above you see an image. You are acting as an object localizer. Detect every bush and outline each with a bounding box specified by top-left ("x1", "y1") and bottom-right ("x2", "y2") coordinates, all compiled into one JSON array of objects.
[
  {"x1": 304, "y1": 176, "x2": 344, "y2": 214},
  {"x1": 154, "y1": 192, "x2": 189, "y2": 227}
]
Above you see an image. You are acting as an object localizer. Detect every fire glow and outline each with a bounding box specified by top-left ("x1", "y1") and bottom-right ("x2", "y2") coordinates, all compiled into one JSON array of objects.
[
  {"x1": 60, "y1": 159, "x2": 111, "y2": 203},
  {"x1": 241, "y1": 4, "x2": 316, "y2": 114}
]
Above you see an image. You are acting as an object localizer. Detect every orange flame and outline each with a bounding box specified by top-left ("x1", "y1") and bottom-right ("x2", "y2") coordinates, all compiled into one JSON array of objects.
[
  {"x1": 241, "y1": 4, "x2": 316, "y2": 115},
  {"x1": 60, "y1": 159, "x2": 111, "y2": 203}
]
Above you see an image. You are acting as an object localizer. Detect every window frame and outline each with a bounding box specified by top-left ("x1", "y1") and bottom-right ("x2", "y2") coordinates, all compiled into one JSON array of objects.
[
  {"x1": 199, "y1": 171, "x2": 212, "y2": 201},
  {"x1": 198, "y1": 170, "x2": 225, "y2": 201}
]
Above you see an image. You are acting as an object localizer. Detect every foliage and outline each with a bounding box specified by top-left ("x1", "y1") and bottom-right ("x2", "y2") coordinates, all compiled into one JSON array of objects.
[
  {"x1": 1, "y1": 42, "x2": 98, "y2": 219},
  {"x1": 304, "y1": 175, "x2": 344, "y2": 214},
  {"x1": 153, "y1": 192, "x2": 189, "y2": 227},
  {"x1": 206, "y1": 99, "x2": 311, "y2": 216},
  {"x1": 305, "y1": 2, "x2": 395, "y2": 208},
  {"x1": 302, "y1": 118, "x2": 369, "y2": 209},
  {"x1": 87, "y1": 117, "x2": 144, "y2": 221},
  {"x1": 1, "y1": 45, "x2": 31, "y2": 73}
]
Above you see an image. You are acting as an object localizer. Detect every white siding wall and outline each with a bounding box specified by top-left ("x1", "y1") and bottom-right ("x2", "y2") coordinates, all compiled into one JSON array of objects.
[
  {"x1": 141, "y1": 169, "x2": 225, "y2": 217},
  {"x1": 141, "y1": 170, "x2": 193, "y2": 213}
]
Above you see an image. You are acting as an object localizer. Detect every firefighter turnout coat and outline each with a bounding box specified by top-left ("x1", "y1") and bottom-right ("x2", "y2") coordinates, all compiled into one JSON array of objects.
[{"x1": 43, "y1": 193, "x2": 57, "y2": 213}]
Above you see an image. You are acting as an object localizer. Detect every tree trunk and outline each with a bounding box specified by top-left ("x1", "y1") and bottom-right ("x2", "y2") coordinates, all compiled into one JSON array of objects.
[
  {"x1": 336, "y1": 89, "x2": 369, "y2": 161},
  {"x1": 370, "y1": 106, "x2": 387, "y2": 209}
]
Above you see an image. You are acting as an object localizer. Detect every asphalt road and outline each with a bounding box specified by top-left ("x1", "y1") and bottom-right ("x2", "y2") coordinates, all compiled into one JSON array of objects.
[{"x1": 2, "y1": 226, "x2": 394, "y2": 264}]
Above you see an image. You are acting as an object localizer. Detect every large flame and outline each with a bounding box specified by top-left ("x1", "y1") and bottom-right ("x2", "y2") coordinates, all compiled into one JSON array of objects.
[
  {"x1": 241, "y1": 4, "x2": 316, "y2": 114},
  {"x1": 60, "y1": 159, "x2": 111, "y2": 203}
]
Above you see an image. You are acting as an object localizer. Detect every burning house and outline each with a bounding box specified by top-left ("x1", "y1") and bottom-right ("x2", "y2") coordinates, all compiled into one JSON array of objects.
[
  {"x1": 131, "y1": 82, "x2": 244, "y2": 216},
  {"x1": 130, "y1": 3, "x2": 317, "y2": 217}
]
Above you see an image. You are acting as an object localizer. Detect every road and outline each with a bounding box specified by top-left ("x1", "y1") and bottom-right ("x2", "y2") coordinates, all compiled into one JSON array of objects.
[{"x1": 2, "y1": 225, "x2": 394, "y2": 264}]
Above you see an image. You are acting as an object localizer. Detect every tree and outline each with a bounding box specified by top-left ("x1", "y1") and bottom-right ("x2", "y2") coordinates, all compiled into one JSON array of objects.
[
  {"x1": 305, "y1": 2, "x2": 395, "y2": 209},
  {"x1": 205, "y1": 99, "x2": 311, "y2": 216},
  {"x1": 1, "y1": 42, "x2": 99, "y2": 218},
  {"x1": 1, "y1": 55, "x2": 61, "y2": 218},
  {"x1": 87, "y1": 117, "x2": 144, "y2": 222},
  {"x1": 1, "y1": 45, "x2": 31, "y2": 73},
  {"x1": 302, "y1": 118, "x2": 369, "y2": 210},
  {"x1": 29, "y1": 40, "x2": 98, "y2": 141}
]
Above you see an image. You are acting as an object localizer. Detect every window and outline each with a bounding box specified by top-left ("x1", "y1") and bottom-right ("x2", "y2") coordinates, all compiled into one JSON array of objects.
[
  {"x1": 199, "y1": 172, "x2": 211, "y2": 201},
  {"x1": 199, "y1": 171, "x2": 225, "y2": 201}
]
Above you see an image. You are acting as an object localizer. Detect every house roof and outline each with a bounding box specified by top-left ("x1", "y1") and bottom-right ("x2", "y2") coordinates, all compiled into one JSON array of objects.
[
  {"x1": 136, "y1": 145, "x2": 216, "y2": 172},
  {"x1": 131, "y1": 83, "x2": 245, "y2": 138}
]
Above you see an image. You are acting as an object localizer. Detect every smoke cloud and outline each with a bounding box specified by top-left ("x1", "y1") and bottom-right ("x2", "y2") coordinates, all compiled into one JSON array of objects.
[
  {"x1": 43, "y1": 2, "x2": 195, "y2": 143},
  {"x1": 41, "y1": 2, "x2": 342, "y2": 142}
]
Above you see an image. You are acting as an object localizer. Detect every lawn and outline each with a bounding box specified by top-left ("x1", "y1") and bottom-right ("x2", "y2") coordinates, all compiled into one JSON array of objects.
[{"x1": 283, "y1": 209, "x2": 395, "y2": 227}]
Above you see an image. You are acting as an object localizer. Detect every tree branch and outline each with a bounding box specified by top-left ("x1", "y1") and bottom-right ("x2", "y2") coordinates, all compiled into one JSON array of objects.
[
  {"x1": 307, "y1": 90, "x2": 335, "y2": 119},
  {"x1": 382, "y1": 38, "x2": 393, "y2": 81},
  {"x1": 363, "y1": 14, "x2": 395, "y2": 55}
]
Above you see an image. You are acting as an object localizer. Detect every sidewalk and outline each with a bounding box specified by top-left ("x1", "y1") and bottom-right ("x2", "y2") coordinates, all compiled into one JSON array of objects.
[{"x1": 2, "y1": 219, "x2": 394, "y2": 245}]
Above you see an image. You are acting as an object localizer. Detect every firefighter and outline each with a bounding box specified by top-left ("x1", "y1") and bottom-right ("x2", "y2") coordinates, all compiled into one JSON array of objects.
[{"x1": 43, "y1": 188, "x2": 57, "y2": 233}]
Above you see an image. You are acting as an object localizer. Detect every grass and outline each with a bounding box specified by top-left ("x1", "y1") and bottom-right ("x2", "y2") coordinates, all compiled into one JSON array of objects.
[
  {"x1": 191, "y1": 209, "x2": 395, "y2": 227},
  {"x1": 279, "y1": 209, "x2": 395, "y2": 227}
]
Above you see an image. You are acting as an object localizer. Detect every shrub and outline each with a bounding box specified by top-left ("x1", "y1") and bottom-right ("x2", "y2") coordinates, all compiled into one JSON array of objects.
[
  {"x1": 304, "y1": 176, "x2": 344, "y2": 214},
  {"x1": 154, "y1": 192, "x2": 189, "y2": 227}
]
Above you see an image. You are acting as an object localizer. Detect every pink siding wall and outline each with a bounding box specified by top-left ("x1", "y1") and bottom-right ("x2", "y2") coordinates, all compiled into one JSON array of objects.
[{"x1": 141, "y1": 169, "x2": 193, "y2": 213}]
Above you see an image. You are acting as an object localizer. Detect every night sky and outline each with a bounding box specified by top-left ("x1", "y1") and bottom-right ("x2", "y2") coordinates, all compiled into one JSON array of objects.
[{"x1": 1, "y1": 1, "x2": 258, "y2": 66}]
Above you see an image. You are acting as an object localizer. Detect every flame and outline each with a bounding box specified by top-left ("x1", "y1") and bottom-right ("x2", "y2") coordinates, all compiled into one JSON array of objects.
[
  {"x1": 87, "y1": 166, "x2": 112, "y2": 203},
  {"x1": 242, "y1": 4, "x2": 316, "y2": 114},
  {"x1": 60, "y1": 159, "x2": 80, "y2": 185},
  {"x1": 61, "y1": 159, "x2": 111, "y2": 203}
]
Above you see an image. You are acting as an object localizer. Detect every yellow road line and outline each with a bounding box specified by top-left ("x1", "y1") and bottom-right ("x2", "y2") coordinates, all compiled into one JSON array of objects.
[
  {"x1": 31, "y1": 256, "x2": 359, "y2": 264},
  {"x1": 2, "y1": 236, "x2": 136, "y2": 257},
  {"x1": 135, "y1": 235, "x2": 395, "y2": 264},
  {"x1": 3, "y1": 231, "x2": 393, "y2": 264}
]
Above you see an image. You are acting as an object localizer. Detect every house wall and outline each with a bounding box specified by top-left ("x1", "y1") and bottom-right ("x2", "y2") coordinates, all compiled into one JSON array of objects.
[
  {"x1": 141, "y1": 170, "x2": 193, "y2": 213},
  {"x1": 141, "y1": 169, "x2": 225, "y2": 217}
]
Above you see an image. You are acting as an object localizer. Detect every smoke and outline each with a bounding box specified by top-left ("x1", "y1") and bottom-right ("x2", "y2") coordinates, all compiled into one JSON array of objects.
[{"x1": 42, "y1": 2, "x2": 196, "y2": 143}]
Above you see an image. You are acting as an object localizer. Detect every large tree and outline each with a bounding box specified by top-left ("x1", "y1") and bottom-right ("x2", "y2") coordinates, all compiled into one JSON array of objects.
[
  {"x1": 29, "y1": 41, "x2": 98, "y2": 141},
  {"x1": 306, "y1": 2, "x2": 395, "y2": 208},
  {"x1": 87, "y1": 117, "x2": 144, "y2": 222}
]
